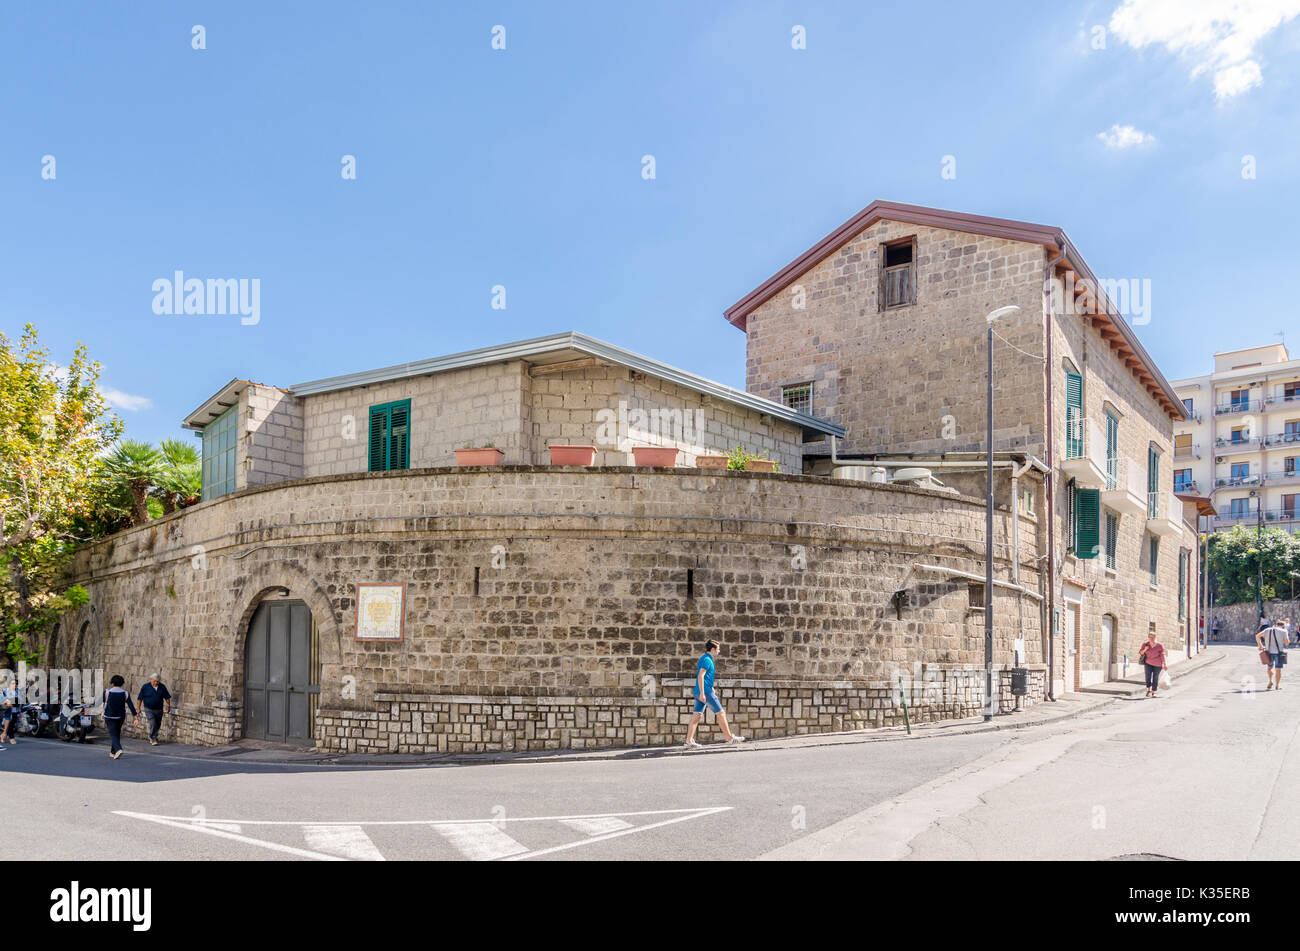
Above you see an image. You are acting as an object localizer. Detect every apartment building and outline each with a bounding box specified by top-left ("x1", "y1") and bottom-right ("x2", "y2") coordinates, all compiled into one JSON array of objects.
[
  {"x1": 1172, "y1": 343, "x2": 1300, "y2": 535},
  {"x1": 729, "y1": 200, "x2": 1200, "y2": 693}
]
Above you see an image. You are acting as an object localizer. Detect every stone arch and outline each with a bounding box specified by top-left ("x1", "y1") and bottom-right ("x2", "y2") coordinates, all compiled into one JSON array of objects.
[{"x1": 227, "y1": 557, "x2": 344, "y2": 718}]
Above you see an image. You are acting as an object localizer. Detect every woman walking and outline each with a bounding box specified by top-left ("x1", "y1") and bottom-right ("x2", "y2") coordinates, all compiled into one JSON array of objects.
[
  {"x1": 1138, "y1": 631, "x2": 1166, "y2": 698},
  {"x1": 101, "y1": 675, "x2": 137, "y2": 759}
]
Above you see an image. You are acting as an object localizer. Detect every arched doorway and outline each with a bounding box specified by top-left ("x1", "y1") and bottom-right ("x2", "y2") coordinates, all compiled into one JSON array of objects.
[{"x1": 244, "y1": 599, "x2": 320, "y2": 745}]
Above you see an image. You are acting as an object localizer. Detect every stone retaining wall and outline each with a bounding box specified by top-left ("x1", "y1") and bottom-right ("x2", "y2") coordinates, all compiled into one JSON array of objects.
[{"x1": 60, "y1": 466, "x2": 1046, "y2": 752}]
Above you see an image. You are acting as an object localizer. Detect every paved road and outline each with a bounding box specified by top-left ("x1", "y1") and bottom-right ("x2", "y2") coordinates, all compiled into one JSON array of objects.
[{"x1": 1, "y1": 646, "x2": 1288, "y2": 860}]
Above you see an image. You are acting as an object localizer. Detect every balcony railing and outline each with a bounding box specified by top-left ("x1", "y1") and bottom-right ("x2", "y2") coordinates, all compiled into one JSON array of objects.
[
  {"x1": 1103, "y1": 456, "x2": 1148, "y2": 515},
  {"x1": 1263, "y1": 468, "x2": 1300, "y2": 486},
  {"x1": 1173, "y1": 443, "x2": 1201, "y2": 459},
  {"x1": 1264, "y1": 431, "x2": 1300, "y2": 447},
  {"x1": 1215, "y1": 474, "x2": 1261, "y2": 489},
  {"x1": 1062, "y1": 417, "x2": 1107, "y2": 487},
  {"x1": 1215, "y1": 435, "x2": 1258, "y2": 453},
  {"x1": 1265, "y1": 390, "x2": 1300, "y2": 407},
  {"x1": 1148, "y1": 491, "x2": 1184, "y2": 539},
  {"x1": 1215, "y1": 399, "x2": 1262, "y2": 416},
  {"x1": 1264, "y1": 507, "x2": 1300, "y2": 523},
  {"x1": 1174, "y1": 479, "x2": 1199, "y2": 494}
]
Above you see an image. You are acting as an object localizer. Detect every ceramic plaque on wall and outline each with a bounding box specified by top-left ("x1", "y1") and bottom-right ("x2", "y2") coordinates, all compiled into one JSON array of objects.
[{"x1": 355, "y1": 583, "x2": 405, "y2": 641}]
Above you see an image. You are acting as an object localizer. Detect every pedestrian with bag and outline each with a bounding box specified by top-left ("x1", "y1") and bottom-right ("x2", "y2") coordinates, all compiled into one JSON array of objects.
[
  {"x1": 101, "y1": 674, "x2": 137, "y2": 759},
  {"x1": 1256, "y1": 621, "x2": 1291, "y2": 691},
  {"x1": 135, "y1": 673, "x2": 171, "y2": 746},
  {"x1": 1138, "y1": 630, "x2": 1167, "y2": 698},
  {"x1": 683, "y1": 639, "x2": 745, "y2": 747}
]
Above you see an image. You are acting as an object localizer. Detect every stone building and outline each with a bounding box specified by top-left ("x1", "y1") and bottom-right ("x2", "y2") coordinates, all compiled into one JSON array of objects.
[
  {"x1": 727, "y1": 200, "x2": 1201, "y2": 695},
  {"x1": 54, "y1": 202, "x2": 1201, "y2": 753}
]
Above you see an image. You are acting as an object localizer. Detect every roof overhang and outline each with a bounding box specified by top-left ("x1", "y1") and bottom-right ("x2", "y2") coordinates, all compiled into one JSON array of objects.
[
  {"x1": 1176, "y1": 493, "x2": 1217, "y2": 519},
  {"x1": 181, "y1": 378, "x2": 247, "y2": 431},
  {"x1": 722, "y1": 199, "x2": 1186, "y2": 422},
  {"x1": 290, "y1": 331, "x2": 845, "y2": 439}
]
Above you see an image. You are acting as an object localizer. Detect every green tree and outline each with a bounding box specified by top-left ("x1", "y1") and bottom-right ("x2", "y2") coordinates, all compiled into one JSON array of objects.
[
  {"x1": 0, "y1": 325, "x2": 120, "y2": 663},
  {"x1": 1206, "y1": 525, "x2": 1300, "y2": 605},
  {"x1": 154, "y1": 438, "x2": 201, "y2": 514},
  {"x1": 104, "y1": 440, "x2": 164, "y2": 527}
]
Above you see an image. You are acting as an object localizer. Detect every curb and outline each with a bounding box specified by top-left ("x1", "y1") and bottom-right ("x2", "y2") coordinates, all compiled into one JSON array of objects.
[{"x1": 117, "y1": 649, "x2": 1231, "y2": 770}]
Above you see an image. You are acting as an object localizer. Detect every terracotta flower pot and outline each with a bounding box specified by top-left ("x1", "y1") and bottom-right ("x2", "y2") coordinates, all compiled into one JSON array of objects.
[
  {"x1": 454, "y1": 448, "x2": 505, "y2": 466},
  {"x1": 745, "y1": 459, "x2": 776, "y2": 472},
  {"x1": 695, "y1": 454, "x2": 729, "y2": 469},
  {"x1": 548, "y1": 444, "x2": 597, "y2": 466},
  {"x1": 631, "y1": 446, "x2": 679, "y2": 467}
]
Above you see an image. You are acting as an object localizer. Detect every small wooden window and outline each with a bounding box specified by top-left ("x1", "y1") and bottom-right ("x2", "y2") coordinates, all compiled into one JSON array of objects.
[
  {"x1": 879, "y1": 237, "x2": 917, "y2": 310},
  {"x1": 968, "y1": 582, "x2": 985, "y2": 610}
]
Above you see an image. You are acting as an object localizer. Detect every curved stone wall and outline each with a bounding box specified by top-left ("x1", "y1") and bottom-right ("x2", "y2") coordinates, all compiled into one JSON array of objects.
[{"x1": 60, "y1": 466, "x2": 1044, "y2": 752}]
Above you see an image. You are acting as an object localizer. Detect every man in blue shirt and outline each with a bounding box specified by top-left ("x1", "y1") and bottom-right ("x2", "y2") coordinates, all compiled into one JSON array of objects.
[
  {"x1": 683, "y1": 639, "x2": 744, "y2": 747},
  {"x1": 135, "y1": 673, "x2": 172, "y2": 745}
]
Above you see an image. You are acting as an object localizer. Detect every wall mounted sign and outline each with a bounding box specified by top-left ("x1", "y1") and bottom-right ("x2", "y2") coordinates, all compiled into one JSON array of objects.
[{"x1": 355, "y1": 583, "x2": 405, "y2": 641}]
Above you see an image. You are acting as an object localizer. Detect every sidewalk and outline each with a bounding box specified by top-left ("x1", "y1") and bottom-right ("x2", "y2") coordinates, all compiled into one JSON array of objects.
[{"x1": 121, "y1": 648, "x2": 1229, "y2": 770}]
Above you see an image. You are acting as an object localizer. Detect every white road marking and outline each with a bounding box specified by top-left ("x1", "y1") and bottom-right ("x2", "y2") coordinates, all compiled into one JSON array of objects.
[
  {"x1": 303, "y1": 824, "x2": 385, "y2": 861},
  {"x1": 115, "y1": 806, "x2": 732, "y2": 861},
  {"x1": 505, "y1": 807, "x2": 732, "y2": 861},
  {"x1": 431, "y1": 822, "x2": 529, "y2": 860},
  {"x1": 559, "y1": 816, "x2": 633, "y2": 835},
  {"x1": 114, "y1": 811, "x2": 344, "y2": 861}
]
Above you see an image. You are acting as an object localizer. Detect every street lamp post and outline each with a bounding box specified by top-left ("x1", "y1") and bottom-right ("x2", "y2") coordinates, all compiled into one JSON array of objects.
[
  {"x1": 984, "y1": 305, "x2": 1020, "y2": 721},
  {"x1": 1251, "y1": 489, "x2": 1264, "y2": 622}
]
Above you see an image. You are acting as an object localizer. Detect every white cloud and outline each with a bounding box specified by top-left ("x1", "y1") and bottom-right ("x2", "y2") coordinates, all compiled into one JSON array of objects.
[
  {"x1": 103, "y1": 388, "x2": 153, "y2": 412},
  {"x1": 1109, "y1": 0, "x2": 1300, "y2": 100},
  {"x1": 1097, "y1": 123, "x2": 1157, "y2": 148}
]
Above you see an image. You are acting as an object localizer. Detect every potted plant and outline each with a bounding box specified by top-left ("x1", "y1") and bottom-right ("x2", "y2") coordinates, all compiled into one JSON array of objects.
[
  {"x1": 727, "y1": 446, "x2": 780, "y2": 473},
  {"x1": 549, "y1": 444, "x2": 597, "y2": 466},
  {"x1": 454, "y1": 442, "x2": 505, "y2": 466},
  {"x1": 694, "y1": 453, "x2": 729, "y2": 469},
  {"x1": 631, "y1": 446, "x2": 679, "y2": 467}
]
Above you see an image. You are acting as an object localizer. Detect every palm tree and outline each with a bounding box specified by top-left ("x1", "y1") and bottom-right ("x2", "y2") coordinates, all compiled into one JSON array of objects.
[
  {"x1": 155, "y1": 438, "x2": 201, "y2": 514},
  {"x1": 104, "y1": 440, "x2": 163, "y2": 526}
]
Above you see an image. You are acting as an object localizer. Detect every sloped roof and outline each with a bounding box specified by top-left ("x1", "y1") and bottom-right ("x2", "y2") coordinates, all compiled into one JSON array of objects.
[
  {"x1": 182, "y1": 332, "x2": 845, "y2": 439},
  {"x1": 723, "y1": 199, "x2": 1185, "y2": 421}
]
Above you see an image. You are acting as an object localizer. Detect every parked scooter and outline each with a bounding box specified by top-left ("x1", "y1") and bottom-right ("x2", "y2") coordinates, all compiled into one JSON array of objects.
[
  {"x1": 13, "y1": 702, "x2": 50, "y2": 737},
  {"x1": 54, "y1": 699, "x2": 94, "y2": 743}
]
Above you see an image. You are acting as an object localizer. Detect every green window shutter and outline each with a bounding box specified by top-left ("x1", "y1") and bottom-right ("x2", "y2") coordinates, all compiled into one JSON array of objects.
[
  {"x1": 1066, "y1": 479, "x2": 1077, "y2": 553},
  {"x1": 1065, "y1": 372, "x2": 1083, "y2": 458},
  {"x1": 1105, "y1": 511, "x2": 1118, "y2": 570},
  {"x1": 369, "y1": 406, "x2": 389, "y2": 472},
  {"x1": 1150, "y1": 536, "x2": 1159, "y2": 585},
  {"x1": 1178, "y1": 552, "x2": 1187, "y2": 617},
  {"x1": 388, "y1": 400, "x2": 410, "y2": 471},
  {"x1": 1076, "y1": 488, "x2": 1101, "y2": 558},
  {"x1": 1066, "y1": 373, "x2": 1083, "y2": 410},
  {"x1": 1148, "y1": 446, "x2": 1158, "y2": 493},
  {"x1": 1105, "y1": 413, "x2": 1119, "y2": 487}
]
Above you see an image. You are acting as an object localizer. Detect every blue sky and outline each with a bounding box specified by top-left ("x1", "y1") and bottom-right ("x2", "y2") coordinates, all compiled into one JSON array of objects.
[{"x1": 3, "y1": 0, "x2": 1298, "y2": 445}]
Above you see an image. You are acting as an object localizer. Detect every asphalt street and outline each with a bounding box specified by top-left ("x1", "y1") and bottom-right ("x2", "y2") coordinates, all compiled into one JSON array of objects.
[{"x1": 0, "y1": 645, "x2": 1286, "y2": 860}]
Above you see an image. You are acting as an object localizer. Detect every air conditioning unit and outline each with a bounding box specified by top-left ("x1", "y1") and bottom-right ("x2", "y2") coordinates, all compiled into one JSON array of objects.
[{"x1": 1216, "y1": 456, "x2": 1226, "y2": 464}]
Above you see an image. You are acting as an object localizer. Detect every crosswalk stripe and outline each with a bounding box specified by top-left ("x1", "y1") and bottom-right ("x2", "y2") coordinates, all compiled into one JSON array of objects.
[
  {"x1": 560, "y1": 816, "x2": 634, "y2": 836},
  {"x1": 431, "y1": 822, "x2": 529, "y2": 860},
  {"x1": 303, "y1": 824, "x2": 385, "y2": 861}
]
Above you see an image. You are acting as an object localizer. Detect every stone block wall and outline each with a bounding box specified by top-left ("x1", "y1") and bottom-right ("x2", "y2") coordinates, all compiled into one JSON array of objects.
[
  {"x1": 243, "y1": 383, "x2": 304, "y2": 487},
  {"x1": 742, "y1": 220, "x2": 1048, "y2": 459},
  {"x1": 60, "y1": 468, "x2": 1044, "y2": 752}
]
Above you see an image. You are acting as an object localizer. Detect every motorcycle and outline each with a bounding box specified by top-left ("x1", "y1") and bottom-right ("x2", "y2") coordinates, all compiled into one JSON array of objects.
[
  {"x1": 54, "y1": 700, "x2": 95, "y2": 743},
  {"x1": 14, "y1": 703, "x2": 50, "y2": 738}
]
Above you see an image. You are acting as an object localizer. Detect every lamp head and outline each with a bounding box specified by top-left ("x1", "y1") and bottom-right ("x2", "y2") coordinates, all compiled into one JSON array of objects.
[{"x1": 986, "y1": 305, "x2": 1021, "y2": 324}]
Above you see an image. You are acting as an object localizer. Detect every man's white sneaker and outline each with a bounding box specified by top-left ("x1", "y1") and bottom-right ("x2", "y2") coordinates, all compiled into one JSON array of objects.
[
  {"x1": 727, "y1": 735, "x2": 746, "y2": 743},
  {"x1": 683, "y1": 739, "x2": 702, "y2": 748}
]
